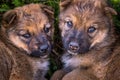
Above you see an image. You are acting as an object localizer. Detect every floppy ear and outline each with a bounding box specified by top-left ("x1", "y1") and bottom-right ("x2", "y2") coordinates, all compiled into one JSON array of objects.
[
  {"x1": 93, "y1": 0, "x2": 117, "y2": 16},
  {"x1": 104, "y1": 7, "x2": 117, "y2": 25},
  {"x1": 2, "y1": 10, "x2": 20, "y2": 26},
  {"x1": 59, "y1": 0, "x2": 72, "y2": 11},
  {"x1": 104, "y1": 7, "x2": 117, "y2": 15},
  {"x1": 93, "y1": 0, "x2": 117, "y2": 15},
  {"x1": 41, "y1": 4, "x2": 54, "y2": 22}
]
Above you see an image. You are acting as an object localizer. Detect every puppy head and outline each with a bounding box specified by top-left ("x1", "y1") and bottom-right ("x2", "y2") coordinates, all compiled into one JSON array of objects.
[
  {"x1": 59, "y1": 0, "x2": 117, "y2": 55},
  {"x1": 2, "y1": 4, "x2": 54, "y2": 57}
]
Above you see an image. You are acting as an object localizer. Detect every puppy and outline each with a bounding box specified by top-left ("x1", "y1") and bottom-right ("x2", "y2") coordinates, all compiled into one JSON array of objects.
[
  {"x1": 51, "y1": 0, "x2": 120, "y2": 80},
  {"x1": 0, "y1": 3, "x2": 54, "y2": 80}
]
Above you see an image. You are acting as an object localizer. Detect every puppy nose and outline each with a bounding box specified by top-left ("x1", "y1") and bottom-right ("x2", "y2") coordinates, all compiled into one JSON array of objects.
[
  {"x1": 69, "y1": 41, "x2": 79, "y2": 51},
  {"x1": 39, "y1": 44, "x2": 48, "y2": 53}
]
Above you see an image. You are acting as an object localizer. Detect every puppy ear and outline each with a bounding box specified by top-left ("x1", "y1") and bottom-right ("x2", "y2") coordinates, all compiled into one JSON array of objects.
[
  {"x1": 59, "y1": 0, "x2": 72, "y2": 11},
  {"x1": 104, "y1": 7, "x2": 117, "y2": 24},
  {"x1": 2, "y1": 10, "x2": 19, "y2": 26},
  {"x1": 93, "y1": 0, "x2": 117, "y2": 15},
  {"x1": 105, "y1": 7, "x2": 117, "y2": 15},
  {"x1": 41, "y1": 5, "x2": 54, "y2": 21}
]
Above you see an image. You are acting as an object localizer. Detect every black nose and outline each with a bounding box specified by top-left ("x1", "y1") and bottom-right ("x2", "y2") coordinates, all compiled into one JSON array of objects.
[
  {"x1": 39, "y1": 44, "x2": 48, "y2": 53},
  {"x1": 69, "y1": 41, "x2": 79, "y2": 52}
]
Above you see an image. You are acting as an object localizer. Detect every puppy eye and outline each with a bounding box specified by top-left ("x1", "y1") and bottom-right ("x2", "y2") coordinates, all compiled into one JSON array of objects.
[
  {"x1": 65, "y1": 20, "x2": 73, "y2": 28},
  {"x1": 44, "y1": 23, "x2": 51, "y2": 33},
  {"x1": 22, "y1": 33, "x2": 31, "y2": 38},
  {"x1": 18, "y1": 30, "x2": 31, "y2": 39},
  {"x1": 87, "y1": 26, "x2": 96, "y2": 33},
  {"x1": 44, "y1": 27, "x2": 50, "y2": 33}
]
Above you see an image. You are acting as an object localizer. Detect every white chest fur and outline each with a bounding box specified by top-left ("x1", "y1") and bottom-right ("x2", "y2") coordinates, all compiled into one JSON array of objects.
[
  {"x1": 28, "y1": 58, "x2": 49, "y2": 76},
  {"x1": 62, "y1": 54, "x2": 81, "y2": 69}
]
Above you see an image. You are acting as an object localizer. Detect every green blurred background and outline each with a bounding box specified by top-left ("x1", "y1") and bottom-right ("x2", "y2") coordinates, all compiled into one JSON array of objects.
[{"x1": 0, "y1": 0, "x2": 120, "y2": 79}]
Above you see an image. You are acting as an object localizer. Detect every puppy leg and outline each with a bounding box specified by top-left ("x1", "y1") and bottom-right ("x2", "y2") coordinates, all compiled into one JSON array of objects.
[
  {"x1": 62, "y1": 68, "x2": 98, "y2": 80},
  {"x1": 50, "y1": 69, "x2": 67, "y2": 80}
]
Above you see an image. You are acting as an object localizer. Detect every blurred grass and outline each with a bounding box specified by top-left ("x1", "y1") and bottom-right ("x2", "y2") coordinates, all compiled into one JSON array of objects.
[{"x1": 0, "y1": 0, "x2": 120, "y2": 79}]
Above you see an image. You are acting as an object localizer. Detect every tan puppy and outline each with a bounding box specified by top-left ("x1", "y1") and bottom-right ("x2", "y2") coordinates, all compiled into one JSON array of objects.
[
  {"x1": 51, "y1": 0, "x2": 120, "y2": 80},
  {"x1": 0, "y1": 3, "x2": 54, "y2": 80}
]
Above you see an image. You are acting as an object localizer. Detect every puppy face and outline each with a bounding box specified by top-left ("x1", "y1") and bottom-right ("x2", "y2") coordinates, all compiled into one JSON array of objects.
[
  {"x1": 2, "y1": 4, "x2": 54, "y2": 57},
  {"x1": 59, "y1": 0, "x2": 117, "y2": 55}
]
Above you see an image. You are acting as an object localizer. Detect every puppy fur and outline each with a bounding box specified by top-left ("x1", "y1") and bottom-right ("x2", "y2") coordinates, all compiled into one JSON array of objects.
[
  {"x1": 0, "y1": 3, "x2": 54, "y2": 80},
  {"x1": 51, "y1": 0, "x2": 120, "y2": 80}
]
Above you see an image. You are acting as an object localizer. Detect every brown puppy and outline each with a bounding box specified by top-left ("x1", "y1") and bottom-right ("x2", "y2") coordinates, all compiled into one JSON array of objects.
[
  {"x1": 51, "y1": 0, "x2": 120, "y2": 80},
  {"x1": 0, "y1": 3, "x2": 54, "y2": 80}
]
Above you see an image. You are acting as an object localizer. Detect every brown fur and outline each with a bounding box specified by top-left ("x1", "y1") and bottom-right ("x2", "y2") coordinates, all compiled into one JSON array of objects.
[
  {"x1": 51, "y1": 0, "x2": 120, "y2": 80},
  {"x1": 0, "y1": 3, "x2": 54, "y2": 80}
]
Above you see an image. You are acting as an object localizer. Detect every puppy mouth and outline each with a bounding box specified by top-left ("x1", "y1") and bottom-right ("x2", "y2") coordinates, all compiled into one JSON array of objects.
[
  {"x1": 67, "y1": 50, "x2": 78, "y2": 55},
  {"x1": 30, "y1": 51, "x2": 49, "y2": 57}
]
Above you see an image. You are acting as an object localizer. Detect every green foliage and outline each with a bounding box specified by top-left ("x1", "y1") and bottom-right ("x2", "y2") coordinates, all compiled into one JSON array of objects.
[
  {"x1": 110, "y1": 0, "x2": 120, "y2": 15},
  {"x1": 0, "y1": 4, "x2": 10, "y2": 12},
  {"x1": 12, "y1": 0, "x2": 24, "y2": 7}
]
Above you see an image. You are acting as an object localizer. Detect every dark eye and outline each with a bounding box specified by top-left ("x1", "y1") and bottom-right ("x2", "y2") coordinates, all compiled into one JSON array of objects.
[
  {"x1": 65, "y1": 21, "x2": 73, "y2": 28},
  {"x1": 44, "y1": 23, "x2": 51, "y2": 33},
  {"x1": 18, "y1": 30, "x2": 31, "y2": 39},
  {"x1": 87, "y1": 26, "x2": 96, "y2": 33},
  {"x1": 44, "y1": 27, "x2": 50, "y2": 33},
  {"x1": 22, "y1": 33, "x2": 31, "y2": 38}
]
